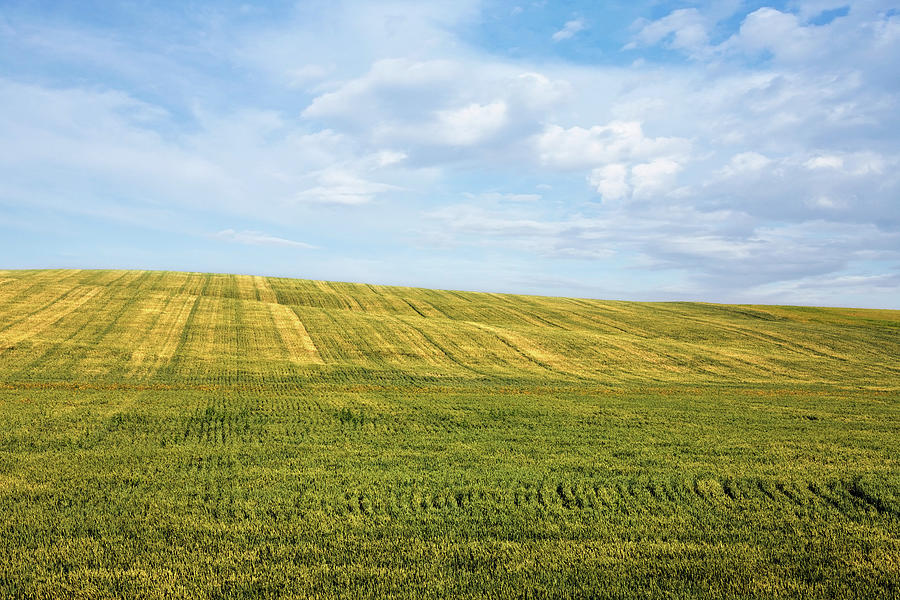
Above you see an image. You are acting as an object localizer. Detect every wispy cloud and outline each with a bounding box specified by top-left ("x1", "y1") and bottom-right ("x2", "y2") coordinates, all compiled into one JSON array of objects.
[
  {"x1": 552, "y1": 19, "x2": 586, "y2": 42},
  {"x1": 294, "y1": 169, "x2": 400, "y2": 206},
  {"x1": 213, "y1": 229, "x2": 316, "y2": 249}
]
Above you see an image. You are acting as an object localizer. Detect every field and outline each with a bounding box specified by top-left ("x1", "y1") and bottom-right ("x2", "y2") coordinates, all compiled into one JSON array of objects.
[{"x1": 0, "y1": 269, "x2": 897, "y2": 598}]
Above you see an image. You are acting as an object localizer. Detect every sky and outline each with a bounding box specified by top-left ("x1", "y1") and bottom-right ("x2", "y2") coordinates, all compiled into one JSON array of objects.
[{"x1": 1, "y1": 1, "x2": 898, "y2": 307}]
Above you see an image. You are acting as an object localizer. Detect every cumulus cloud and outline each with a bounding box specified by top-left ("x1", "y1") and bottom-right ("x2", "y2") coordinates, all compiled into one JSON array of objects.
[
  {"x1": 537, "y1": 121, "x2": 690, "y2": 202},
  {"x1": 588, "y1": 165, "x2": 629, "y2": 202},
  {"x1": 727, "y1": 8, "x2": 818, "y2": 61},
  {"x1": 631, "y1": 158, "x2": 682, "y2": 198},
  {"x1": 434, "y1": 101, "x2": 508, "y2": 146},
  {"x1": 301, "y1": 58, "x2": 569, "y2": 159},
  {"x1": 536, "y1": 121, "x2": 689, "y2": 170}
]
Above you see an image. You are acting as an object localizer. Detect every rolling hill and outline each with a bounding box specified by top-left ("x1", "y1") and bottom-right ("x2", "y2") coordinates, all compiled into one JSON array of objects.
[
  {"x1": 0, "y1": 269, "x2": 898, "y2": 598},
  {"x1": 1, "y1": 268, "x2": 897, "y2": 385}
]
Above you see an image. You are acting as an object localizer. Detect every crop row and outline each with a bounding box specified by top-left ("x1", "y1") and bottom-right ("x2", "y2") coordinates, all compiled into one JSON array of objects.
[{"x1": 326, "y1": 476, "x2": 897, "y2": 519}]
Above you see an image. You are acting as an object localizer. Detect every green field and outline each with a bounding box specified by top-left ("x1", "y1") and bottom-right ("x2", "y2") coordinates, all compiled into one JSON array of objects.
[{"x1": 0, "y1": 269, "x2": 897, "y2": 598}]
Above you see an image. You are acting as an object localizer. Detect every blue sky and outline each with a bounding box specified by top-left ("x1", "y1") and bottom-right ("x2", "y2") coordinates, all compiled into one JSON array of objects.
[{"x1": 1, "y1": 1, "x2": 898, "y2": 307}]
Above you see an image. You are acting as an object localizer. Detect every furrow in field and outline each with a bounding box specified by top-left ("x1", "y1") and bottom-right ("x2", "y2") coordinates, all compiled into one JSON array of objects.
[
  {"x1": 315, "y1": 281, "x2": 359, "y2": 310},
  {"x1": 18, "y1": 271, "x2": 152, "y2": 377},
  {"x1": 561, "y1": 335, "x2": 701, "y2": 382},
  {"x1": 326, "y1": 282, "x2": 380, "y2": 313},
  {"x1": 394, "y1": 317, "x2": 487, "y2": 376},
  {"x1": 268, "y1": 303, "x2": 323, "y2": 364},
  {"x1": 363, "y1": 283, "x2": 414, "y2": 314},
  {"x1": 99, "y1": 275, "x2": 197, "y2": 370},
  {"x1": 488, "y1": 295, "x2": 578, "y2": 330},
  {"x1": 348, "y1": 286, "x2": 415, "y2": 317},
  {"x1": 367, "y1": 315, "x2": 443, "y2": 370},
  {"x1": 561, "y1": 298, "x2": 661, "y2": 336},
  {"x1": 554, "y1": 299, "x2": 645, "y2": 335},
  {"x1": 700, "y1": 345, "x2": 800, "y2": 380},
  {"x1": 164, "y1": 282, "x2": 223, "y2": 376},
  {"x1": 406, "y1": 297, "x2": 452, "y2": 319},
  {"x1": 285, "y1": 308, "x2": 347, "y2": 364},
  {"x1": 375, "y1": 315, "x2": 447, "y2": 367},
  {"x1": 478, "y1": 294, "x2": 562, "y2": 330},
  {"x1": 422, "y1": 316, "x2": 575, "y2": 376},
  {"x1": 235, "y1": 299, "x2": 283, "y2": 365},
  {"x1": 80, "y1": 270, "x2": 134, "y2": 287},
  {"x1": 470, "y1": 322, "x2": 581, "y2": 379},
  {"x1": 175, "y1": 272, "x2": 207, "y2": 296},
  {"x1": 333, "y1": 310, "x2": 413, "y2": 367},
  {"x1": 254, "y1": 276, "x2": 278, "y2": 303},
  {"x1": 270, "y1": 280, "x2": 326, "y2": 310},
  {"x1": 0, "y1": 286, "x2": 101, "y2": 348},
  {"x1": 650, "y1": 305, "x2": 853, "y2": 363},
  {"x1": 128, "y1": 293, "x2": 200, "y2": 378},
  {"x1": 234, "y1": 274, "x2": 261, "y2": 301},
  {"x1": 200, "y1": 273, "x2": 236, "y2": 299},
  {"x1": 0, "y1": 273, "x2": 87, "y2": 327}
]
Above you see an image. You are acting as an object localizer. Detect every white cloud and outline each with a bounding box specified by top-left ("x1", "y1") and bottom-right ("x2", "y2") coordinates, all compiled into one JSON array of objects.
[
  {"x1": 552, "y1": 19, "x2": 586, "y2": 42},
  {"x1": 504, "y1": 72, "x2": 571, "y2": 111},
  {"x1": 302, "y1": 58, "x2": 462, "y2": 123},
  {"x1": 726, "y1": 8, "x2": 817, "y2": 62},
  {"x1": 237, "y1": 1, "x2": 482, "y2": 87},
  {"x1": 628, "y1": 2, "x2": 900, "y2": 83},
  {"x1": 804, "y1": 155, "x2": 844, "y2": 170},
  {"x1": 589, "y1": 164, "x2": 629, "y2": 201},
  {"x1": 718, "y1": 152, "x2": 772, "y2": 176},
  {"x1": 536, "y1": 121, "x2": 689, "y2": 170},
  {"x1": 631, "y1": 158, "x2": 682, "y2": 198},
  {"x1": 539, "y1": 121, "x2": 689, "y2": 201},
  {"x1": 213, "y1": 229, "x2": 316, "y2": 248},
  {"x1": 294, "y1": 169, "x2": 400, "y2": 205},
  {"x1": 426, "y1": 201, "x2": 900, "y2": 298},
  {"x1": 300, "y1": 58, "x2": 569, "y2": 159},
  {"x1": 627, "y1": 9, "x2": 710, "y2": 56},
  {"x1": 745, "y1": 271, "x2": 900, "y2": 308},
  {"x1": 371, "y1": 150, "x2": 407, "y2": 167},
  {"x1": 434, "y1": 101, "x2": 508, "y2": 146}
]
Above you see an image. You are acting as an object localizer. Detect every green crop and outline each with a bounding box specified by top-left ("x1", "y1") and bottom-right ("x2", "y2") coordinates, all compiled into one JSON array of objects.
[{"x1": 0, "y1": 269, "x2": 897, "y2": 598}]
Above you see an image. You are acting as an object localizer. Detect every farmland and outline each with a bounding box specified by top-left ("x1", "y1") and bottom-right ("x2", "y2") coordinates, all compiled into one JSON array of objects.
[{"x1": 0, "y1": 269, "x2": 897, "y2": 598}]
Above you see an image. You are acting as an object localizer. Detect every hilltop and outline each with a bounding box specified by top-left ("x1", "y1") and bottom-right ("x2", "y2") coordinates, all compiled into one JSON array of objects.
[{"x1": 0, "y1": 269, "x2": 897, "y2": 387}]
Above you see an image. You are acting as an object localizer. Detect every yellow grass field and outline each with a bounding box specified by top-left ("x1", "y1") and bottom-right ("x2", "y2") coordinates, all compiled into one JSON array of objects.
[{"x1": 0, "y1": 269, "x2": 897, "y2": 598}]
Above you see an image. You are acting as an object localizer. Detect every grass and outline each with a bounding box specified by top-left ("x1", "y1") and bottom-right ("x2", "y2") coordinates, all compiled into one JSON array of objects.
[{"x1": 0, "y1": 268, "x2": 897, "y2": 598}]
